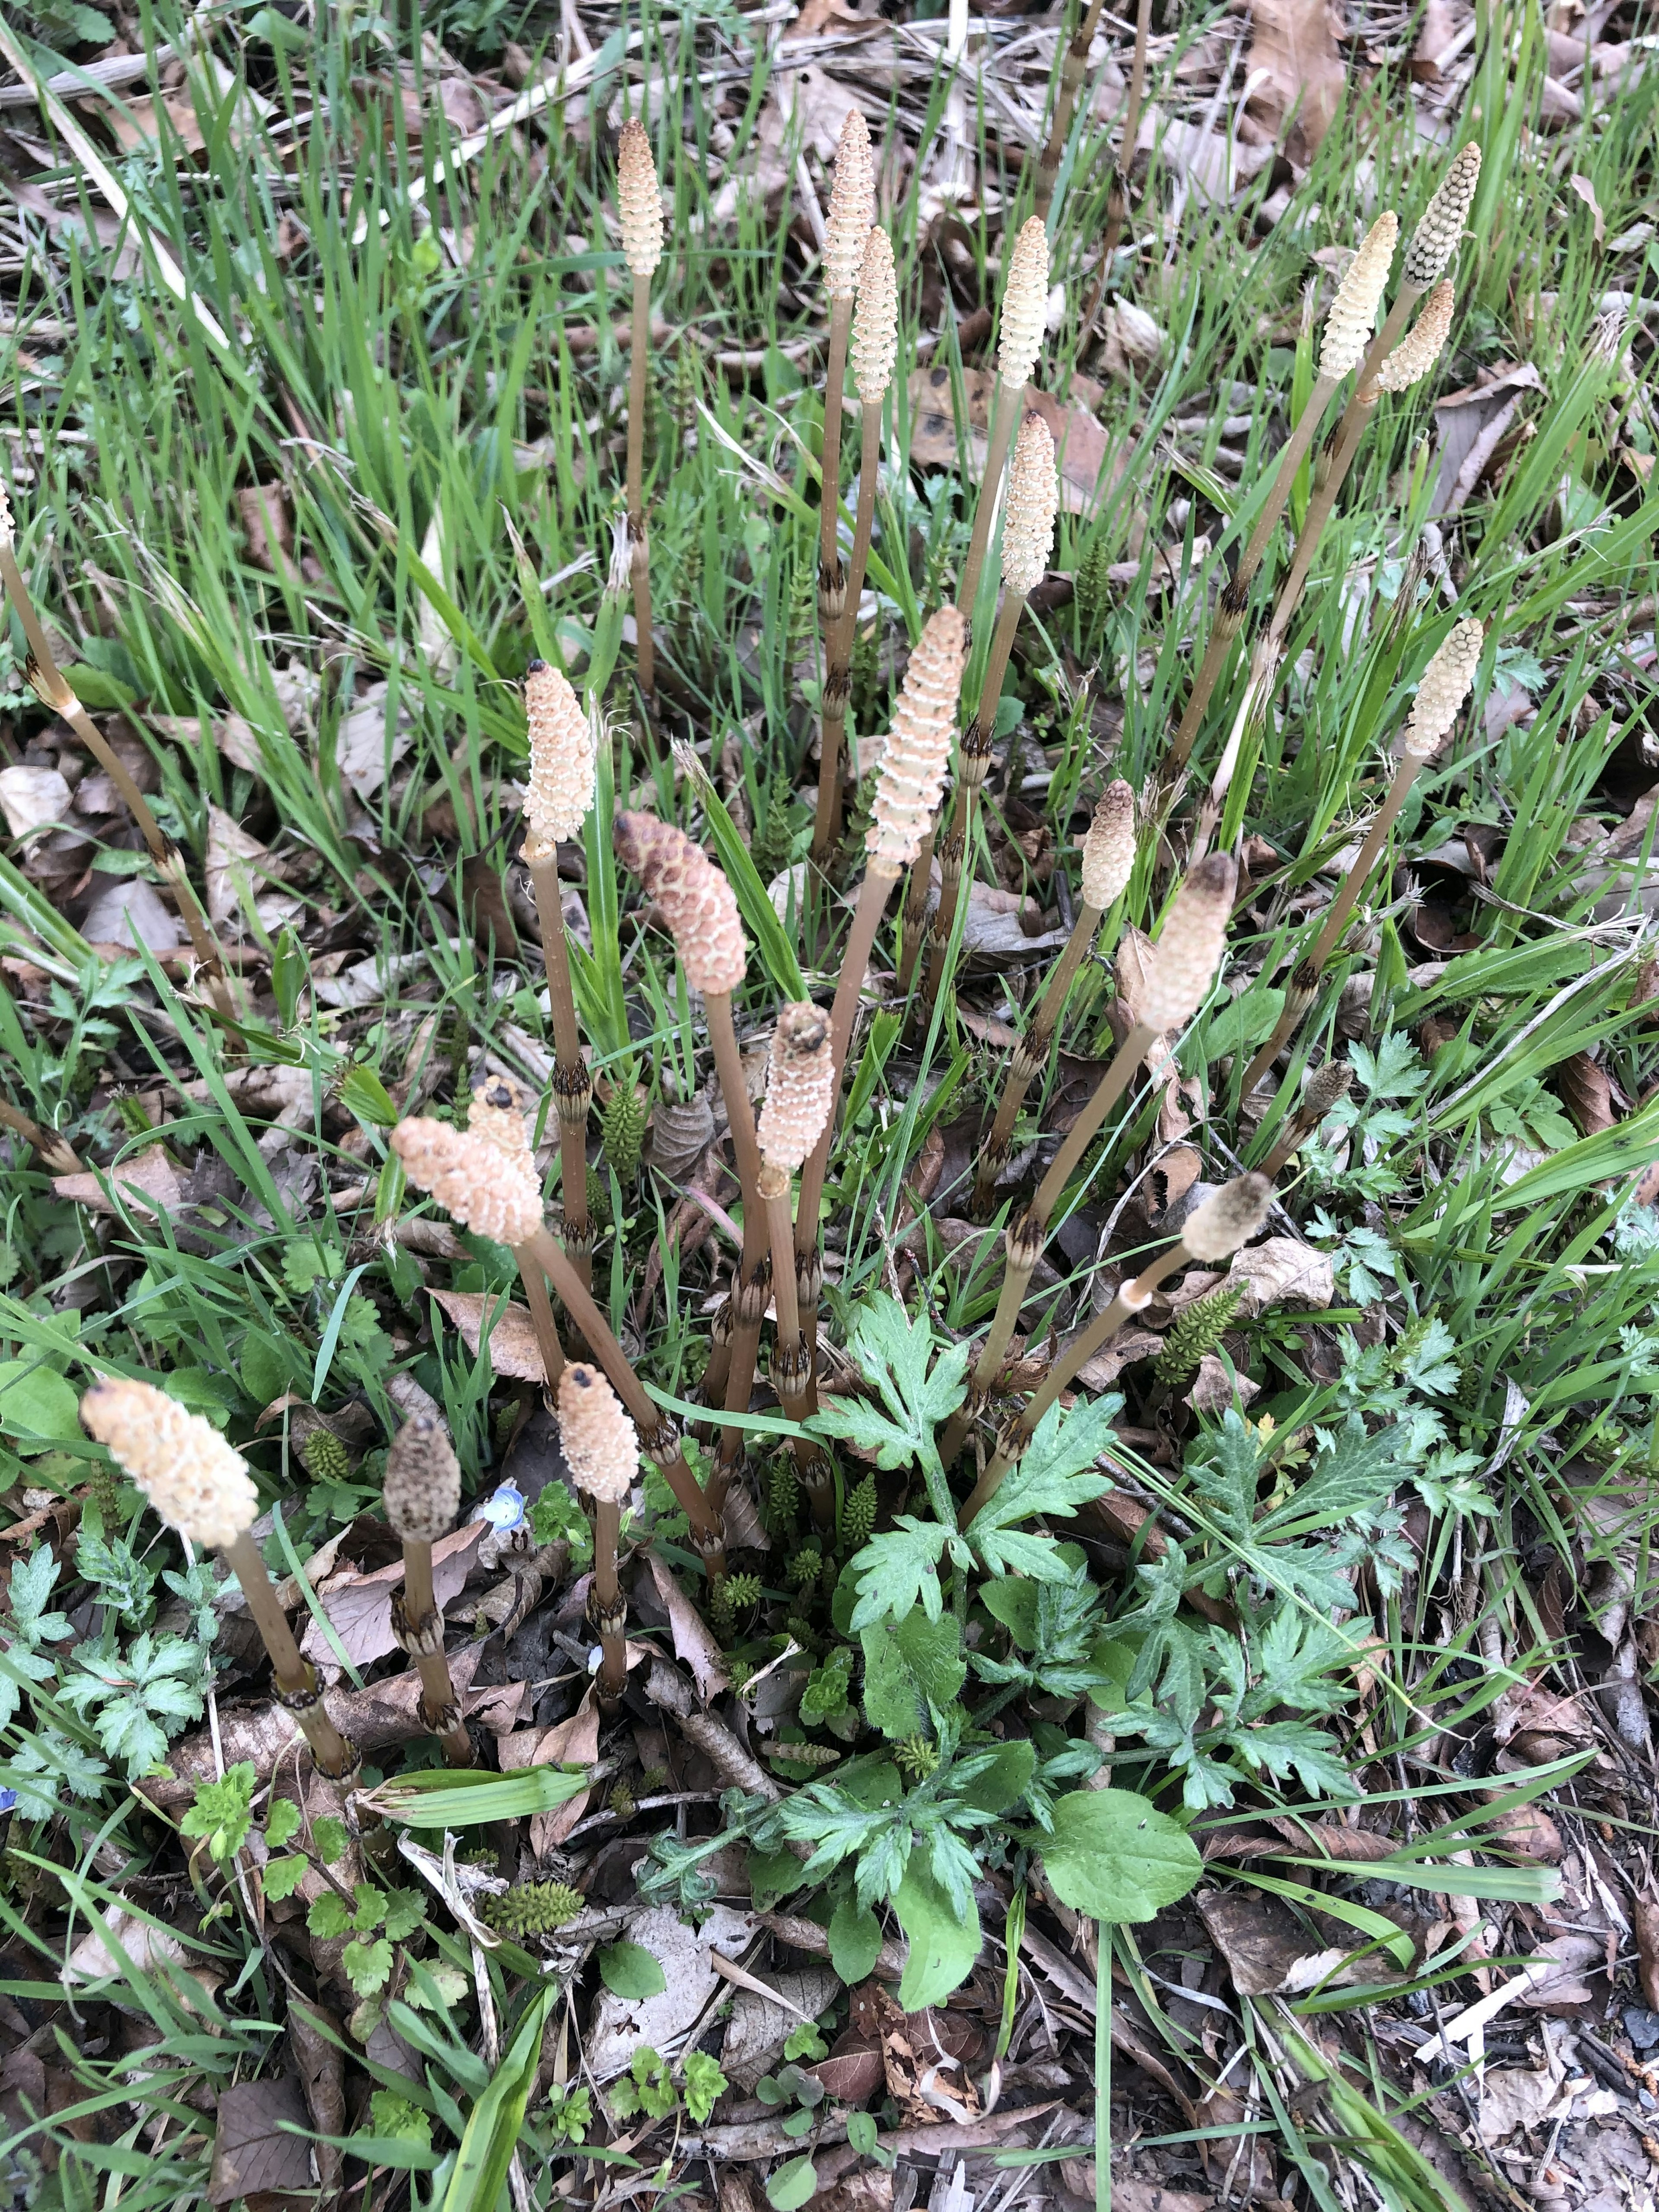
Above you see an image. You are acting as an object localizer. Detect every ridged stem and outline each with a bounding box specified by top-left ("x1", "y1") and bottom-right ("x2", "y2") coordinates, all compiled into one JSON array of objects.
[
  {"x1": 592, "y1": 1498, "x2": 628, "y2": 1703},
  {"x1": 525, "y1": 1226, "x2": 725, "y2": 1575},
  {"x1": 794, "y1": 865, "x2": 898, "y2": 1382},
  {"x1": 512, "y1": 1248, "x2": 566, "y2": 1393},
  {"x1": 1080, "y1": 0, "x2": 1153, "y2": 323},
  {"x1": 957, "y1": 383, "x2": 1025, "y2": 626},
  {"x1": 814, "y1": 399, "x2": 883, "y2": 864},
  {"x1": 896, "y1": 826, "x2": 937, "y2": 998},
  {"x1": 942, "y1": 1019, "x2": 1156, "y2": 1465},
  {"x1": 762, "y1": 1164, "x2": 832, "y2": 1518},
  {"x1": 971, "y1": 899, "x2": 1105, "y2": 1218},
  {"x1": 527, "y1": 854, "x2": 591, "y2": 1291},
  {"x1": 1033, "y1": 0, "x2": 1109, "y2": 221},
  {"x1": 707, "y1": 992, "x2": 770, "y2": 1494},
  {"x1": 0, "y1": 539, "x2": 236, "y2": 1020},
  {"x1": 1238, "y1": 753, "x2": 1423, "y2": 1098},
  {"x1": 400, "y1": 1538, "x2": 474, "y2": 1766},
  {"x1": 222, "y1": 1532, "x2": 357, "y2": 1780},
  {"x1": 627, "y1": 272, "x2": 655, "y2": 699}
]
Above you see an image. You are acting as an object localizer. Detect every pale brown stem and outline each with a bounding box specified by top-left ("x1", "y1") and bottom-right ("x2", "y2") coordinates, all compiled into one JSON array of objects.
[
  {"x1": 628, "y1": 273, "x2": 655, "y2": 699},
  {"x1": 707, "y1": 992, "x2": 770, "y2": 1494},
  {"x1": 1260, "y1": 1107, "x2": 1324, "y2": 1182},
  {"x1": 971, "y1": 899, "x2": 1105, "y2": 1218},
  {"x1": 1081, "y1": 0, "x2": 1153, "y2": 326},
  {"x1": 699, "y1": 1301, "x2": 734, "y2": 1438},
  {"x1": 592, "y1": 1498, "x2": 628, "y2": 1702},
  {"x1": 957, "y1": 384, "x2": 1025, "y2": 624},
  {"x1": 511, "y1": 1247, "x2": 566, "y2": 1392},
  {"x1": 896, "y1": 826, "x2": 936, "y2": 998},
  {"x1": 958, "y1": 1240, "x2": 1187, "y2": 1527},
  {"x1": 918, "y1": 596, "x2": 1017, "y2": 1029},
  {"x1": 400, "y1": 1539, "x2": 473, "y2": 1767},
  {"x1": 1160, "y1": 372, "x2": 1339, "y2": 786},
  {"x1": 526, "y1": 1226, "x2": 726, "y2": 1575},
  {"x1": 222, "y1": 1531, "x2": 357, "y2": 1780},
  {"x1": 1238, "y1": 753, "x2": 1423, "y2": 1098},
  {"x1": 1033, "y1": 0, "x2": 1109, "y2": 222},
  {"x1": 761, "y1": 1165, "x2": 830, "y2": 1517},
  {"x1": 527, "y1": 854, "x2": 591, "y2": 1290},
  {"x1": 0, "y1": 1098, "x2": 81, "y2": 1174},
  {"x1": 813, "y1": 399, "x2": 883, "y2": 864},
  {"x1": 0, "y1": 538, "x2": 236, "y2": 1020},
  {"x1": 942, "y1": 1019, "x2": 1156, "y2": 1464},
  {"x1": 818, "y1": 296, "x2": 854, "y2": 592},
  {"x1": 794, "y1": 865, "x2": 898, "y2": 1380}
]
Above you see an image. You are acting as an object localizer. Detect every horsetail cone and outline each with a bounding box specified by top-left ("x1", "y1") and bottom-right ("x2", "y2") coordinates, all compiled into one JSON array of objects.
[
  {"x1": 384, "y1": 1410, "x2": 462, "y2": 1545},
  {"x1": 521, "y1": 662, "x2": 594, "y2": 858},
  {"x1": 1403, "y1": 619, "x2": 1483, "y2": 758},
  {"x1": 1182, "y1": 1173, "x2": 1272, "y2": 1262},
  {"x1": 617, "y1": 118, "x2": 663, "y2": 278},
  {"x1": 866, "y1": 607, "x2": 968, "y2": 875},
  {"x1": 613, "y1": 811, "x2": 748, "y2": 995},
  {"x1": 1405, "y1": 143, "x2": 1482, "y2": 288},
  {"x1": 1080, "y1": 781, "x2": 1136, "y2": 912},
  {"x1": 1370, "y1": 279, "x2": 1455, "y2": 395},
  {"x1": 1000, "y1": 413, "x2": 1058, "y2": 600},
  {"x1": 851, "y1": 227, "x2": 898, "y2": 404},
  {"x1": 557, "y1": 1362, "x2": 638, "y2": 1503},
  {"x1": 602, "y1": 1084, "x2": 647, "y2": 1176},
  {"x1": 1302, "y1": 1060, "x2": 1355, "y2": 1120},
  {"x1": 823, "y1": 108, "x2": 875, "y2": 300},
  {"x1": 759, "y1": 1003, "x2": 836, "y2": 1170},
  {"x1": 998, "y1": 217, "x2": 1049, "y2": 394},
  {"x1": 1139, "y1": 854, "x2": 1237, "y2": 1031},
  {"x1": 81, "y1": 1378, "x2": 259, "y2": 1550},
  {"x1": 469, "y1": 1077, "x2": 534, "y2": 1162},
  {"x1": 392, "y1": 1118, "x2": 546, "y2": 1247},
  {"x1": 1319, "y1": 213, "x2": 1400, "y2": 381}
]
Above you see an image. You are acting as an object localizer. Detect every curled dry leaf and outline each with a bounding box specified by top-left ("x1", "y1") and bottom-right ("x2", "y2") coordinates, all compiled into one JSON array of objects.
[
  {"x1": 905, "y1": 366, "x2": 1129, "y2": 518},
  {"x1": 1236, "y1": 0, "x2": 1347, "y2": 165},
  {"x1": 207, "y1": 2077, "x2": 314, "y2": 2207},
  {"x1": 1555, "y1": 1051, "x2": 1618, "y2": 1136},
  {"x1": 298, "y1": 1519, "x2": 484, "y2": 1671},
  {"x1": 54, "y1": 1146, "x2": 184, "y2": 1222},
  {"x1": 0, "y1": 763, "x2": 70, "y2": 847},
  {"x1": 645, "y1": 1548, "x2": 731, "y2": 1702},
  {"x1": 721, "y1": 1965, "x2": 839, "y2": 2090},
  {"x1": 431, "y1": 1290, "x2": 550, "y2": 1383},
  {"x1": 1185, "y1": 1351, "x2": 1260, "y2": 1414},
  {"x1": 1224, "y1": 1236, "x2": 1335, "y2": 1316}
]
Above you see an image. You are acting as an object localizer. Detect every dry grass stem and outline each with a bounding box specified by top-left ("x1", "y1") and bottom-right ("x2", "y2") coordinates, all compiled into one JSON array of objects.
[{"x1": 1081, "y1": 0, "x2": 1153, "y2": 323}]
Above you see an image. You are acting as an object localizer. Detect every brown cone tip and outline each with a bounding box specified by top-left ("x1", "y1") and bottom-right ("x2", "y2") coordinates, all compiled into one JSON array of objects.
[
  {"x1": 557, "y1": 1362, "x2": 638, "y2": 1504},
  {"x1": 392, "y1": 1117, "x2": 546, "y2": 1247},
  {"x1": 1301, "y1": 1061, "x2": 1355, "y2": 1120},
  {"x1": 80, "y1": 1377, "x2": 259, "y2": 1550},
  {"x1": 469, "y1": 1077, "x2": 534, "y2": 1162},
  {"x1": 1080, "y1": 780, "x2": 1135, "y2": 912},
  {"x1": 1140, "y1": 853, "x2": 1236, "y2": 1032},
  {"x1": 385, "y1": 1409, "x2": 462, "y2": 1543},
  {"x1": 614, "y1": 810, "x2": 747, "y2": 996},
  {"x1": 1182, "y1": 1173, "x2": 1271, "y2": 1263},
  {"x1": 759, "y1": 1000, "x2": 837, "y2": 1170}
]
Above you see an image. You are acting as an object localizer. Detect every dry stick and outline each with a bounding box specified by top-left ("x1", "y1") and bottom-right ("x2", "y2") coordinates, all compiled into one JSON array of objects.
[
  {"x1": 526, "y1": 855, "x2": 592, "y2": 1292},
  {"x1": 0, "y1": 514, "x2": 235, "y2": 1020},
  {"x1": 1033, "y1": 0, "x2": 1109, "y2": 221},
  {"x1": 1078, "y1": 0, "x2": 1153, "y2": 331},
  {"x1": 707, "y1": 989, "x2": 770, "y2": 1501},
  {"x1": 957, "y1": 1175, "x2": 1272, "y2": 1526}
]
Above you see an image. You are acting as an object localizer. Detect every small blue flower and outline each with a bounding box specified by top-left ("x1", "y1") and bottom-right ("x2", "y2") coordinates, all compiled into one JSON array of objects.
[
  {"x1": 480, "y1": 1481, "x2": 527, "y2": 1534},
  {"x1": 0, "y1": 1788, "x2": 18, "y2": 1816}
]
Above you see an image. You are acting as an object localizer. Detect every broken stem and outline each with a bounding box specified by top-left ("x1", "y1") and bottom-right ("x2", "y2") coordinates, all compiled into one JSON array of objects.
[{"x1": 1033, "y1": 0, "x2": 1109, "y2": 222}]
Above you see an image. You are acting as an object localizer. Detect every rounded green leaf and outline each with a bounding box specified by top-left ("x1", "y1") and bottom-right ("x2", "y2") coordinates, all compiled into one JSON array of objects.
[
  {"x1": 892, "y1": 1862, "x2": 979, "y2": 2010},
  {"x1": 598, "y1": 1940, "x2": 667, "y2": 2000},
  {"x1": 1041, "y1": 1789, "x2": 1202, "y2": 1923},
  {"x1": 766, "y1": 2158, "x2": 819, "y2": 2211},
  {"x1": 0, "y1": 1362, "x2": 81, "y2": 1453},
  {"x1": 827, "y1": 1894, "x2": 883, "y2": 1985}
]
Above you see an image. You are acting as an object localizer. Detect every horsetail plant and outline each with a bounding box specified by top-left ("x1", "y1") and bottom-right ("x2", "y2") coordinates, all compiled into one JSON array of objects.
[
  {"x1": 384, "y1": 1411, "x2": 473, "y2": 1766},
  {"x1": 1079, "y1": 0, "x2": 1154, "y2": 329},
  {"x1": 809, "y1": 109, "x2": 876, "y2": 865},
  {"x1": 521, "y1": 660, "x2": 597, "y2": 1290},
  {"x1": 466, "y1": 1075, "x2": 568, "y2": 1389},
  {"x1": 943, "y1": 850, "x2": 1236, "y2": 1464},
  {"x1": 757, "y1": 1002, "x2": 838, "y2": 1519},
  {"x1": 80, "y1": 1379, "x2": 358, "y2": 1780},
  {"x1": 796, "y1": 607, "x2": 968, "y2": 1370},
  {"x1": 957, "y1": 1174, "x2": 1273, "y2": 1526},
  {"x1": 972, "y1": 779, "x2": 1135, "y2": 1217},
  {"x1": 918, "y1": 410, "x2": 1058, "y2": 1034},
  {"x1": 618, "y1": 118, "x2": 664, "y2": 701},
  {"x1": 558, "y1": 1361, "x2": 638, "y2": 1703},
  {"x1": 391, "y1": 1117, "x2": 727, "y2": 1573},
  {"x1": 957, "y1": 215, "x2": 1049, "y2": 623},
  {"x1": 0, "y1": 490, "x2": 237, "y2": 1020},
  {"x1": 814, "y1": 224, "x2": 898, "y2": 863},
  {"x1": 1258, "y1": 1059, "x2": 1355, "y2": 1180},
  {"x1": 1239, "y1": 619, "x2": 1484, "y2": 1100},
  {"x1": 612, "y1": 810, "x2": 759, "y2": 1507},
  {"x1": 1033, "y1": 0, "x2": 1109, "y2": 221}
]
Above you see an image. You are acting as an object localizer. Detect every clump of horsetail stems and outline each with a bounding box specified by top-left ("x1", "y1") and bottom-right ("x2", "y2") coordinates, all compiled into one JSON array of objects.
[
  {"x1": 383, "y1": 1411, "x2": 472, "y2": 1766},
  {"x1": 1239, "y1": 618, "x2": 1483, "y2": 1101},
  {"x1": 520, "y1": 661, "x2": 597, "y2": 1290},
  {"x1": 797, "y1": 607, "x2": 968, "y2": 1364},
  {"x1": 1033, "y1": 0, "x2": 1110, "y2": 220},
  {"x1": 1160, "y1": 211, "x2": 1398, "y2": 789},
  {"x1": 80, "y1": 1379, "x2": 357, "y2": 1780},
  {"x1": 617, "y1": 118, "x2": 664, "y2": 701},
  {"x1": 944, "y1": 850, "x2": 1236, "y2": 1465},
  {"x1": 958, "y1": 1173, "x2": 1272, "y2": 1525},
  {"x1": 808, "y1": 109, "x2": 876, "y2": 863},
  {"x1": 814, "y1": 223, "x2": 897, "y2": 863},
  {"x1": 392, "y1": 1116, "x2": 725, "y2": 1572},
  {"x1": 558, "y1": 1362, "x2": 637, "y2": 1703},
  {"x1": 972, "y1": 779, "x2": 1135, "y2": 1217},
  {"x1": 612, "y1": 810, "x2": 754, "y2": 1517},
  {"x1": 957, "y1": 216, "x2": 1049, "y2": 626},
  {"x1": 917, "y1": 411, "x2": 1058, "y2": 1035},
  {"x1": 1259, "y1": 1058, "x2": 1354, "y2": 1180},
  {"x1": 0, "y1": 491, "x2": 236, "y2": 1020},
  {"x1": 757, "y1": 1002, "x2": 838, "y2": 1520}
]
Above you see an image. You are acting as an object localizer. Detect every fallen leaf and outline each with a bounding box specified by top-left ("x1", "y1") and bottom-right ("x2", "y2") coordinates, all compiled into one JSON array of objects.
[
  {"x1": 80, "y1": 876, "x2": 182, "y2": 953},
  {"x1": 208, "y1": 2076, "x2": 314, "y2": 2205},
  {"x1": 1096, "y1": 300, "x2": 1165, "y2": 385},
  {"x1": 334, "y1": 680, "x2": 416, "y2": 802},
  {"x1": 1236, "y1": 0, "x2": 1347, "y2": 165},
  {"x1": 502, "y1": 1690, "x2": 602, "y2": 1852},
  {"x1": 1186, "y1": 1352, "x2": 1260, "y2": 1414},
  {"x1": 1514, "y1": 1931, "x2": 1602, "y2": 2013},
  {"x1": 1569, "y1": 173, "x2": 1606, "y2": 244},
  {"x1": 299, "y1": 1520, "x2": 485, "y2": 1670},
  {"x1": 206, "y1": 804, "x2": 297, "y2": 932},
  {"x1": 54, "y1": 1146, "x2": 184, "y2": 1222},
  {"x1": 287, "y1": 2002, "x2": 345, "y2": 2197},
  {"x1": 646, "y1": 1550, "x2": 731, "y2": 1702},
  {"x1": 430, "y1": 1290, "x2": 549, "y2": 1382},
  {"x1": 1074, "y1": 1325, "x2": 1163, "y2": 1389},
  {"x1": 1634, "y1": 1897, "x2": 1659, "y2": 2010},
  {"x1": 905, "y1": 366, "x2": 1126, "y2": 517},
  {"x1": 585, "y1": 1903, "x2": 759, "y2": 2082},
  {"x1": 1555, "y1": 1052, "x2": 1617, "y2": 1136},
  {"x1": 960, "y1": 881, "x2": 1068, "y2": 965},
  {"x1": 1224, "y1": 1237, "x2": 1334, "y2": 1316},
  {"x1": 1432, "y1": 364, "x2": 1545, "y2": 515},
  {"x1": 721, "y1": 1966, "x2": 840, "y2": 2089},
  {"x1": 1476, "y1": 2062, "x2": 1564, "y2": 2147},
  {"x1": 0, "y1": 764, "x2": 70, "y2": 848},
  {"x1": 237, "y1": 483, "x2": 296, "y2": 579},
  {"x1": 1200, "y1": 1889, "x2": 1358, "y2": 1997}
]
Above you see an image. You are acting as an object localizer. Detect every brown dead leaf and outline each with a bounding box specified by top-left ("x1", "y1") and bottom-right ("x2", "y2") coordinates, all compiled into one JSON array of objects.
[
  {"x1": 237, "y1": 483, "x2": 296, "y2": 579},
  {"x1": 1236, "y1": 0, "x2": 1347, "y2": 166},
  {"x1": 1555, "y1": 1052, "x2": 1618, "y2": 1136},
  {"x1": 299, "y1": 1521, "x2": 484, "y2": 1671},
  {"x1": 1200, "y1": 1888, "x2": 1357, "y2": 1996},
  {"x1": 1432, "y1": 364, "x2": 1545, "y2": 515},
  {"x1": 1515, "y1": 1931, "x2": 1602, "y2": 2013},
  {"x1": 1634, "y1": 1897, "x2": 1659, "y2": 2010},
  {"x1": 960, "y1": 882, "x2": 1067, "y2": 965},
  {"x1": 287, "y1": 2002, "x2": 345, "y2": 2198},
  {"x1": 0, "y1": 764, "x2": 70, "y2": 848},
  {"x1": 54, "y1": 1146, "x2": 184, "y2": 1222},
  {"x1": 1074, "y1": 1325, "x2": 1163, "y2": 1389},
  {"x1": 1224, "y1": 1236, "x2": 1334, "y2": 1316},
  {"x1": 430, "y1": 1290, "x2": 549, "y2": 1382},
  {"x1": 1569, "y1": 173, "x2": 1606, "y2": 244},
  {"x1": 905, "y1": 367, "x2": 1126, "y2": 517},
  {"x1": 645, "y1": 1550, "x2": 731, "y2": 1703},
  {"x1": 1186, "y1": 1352, "x2": 1260, "y2": 1414},
  {"x1": 208, "y1": 2076, "x2": 313, "y2": 2205},
  {"x1": 502, "y1": 1690, "x2": 601, "y2": 1852}
]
